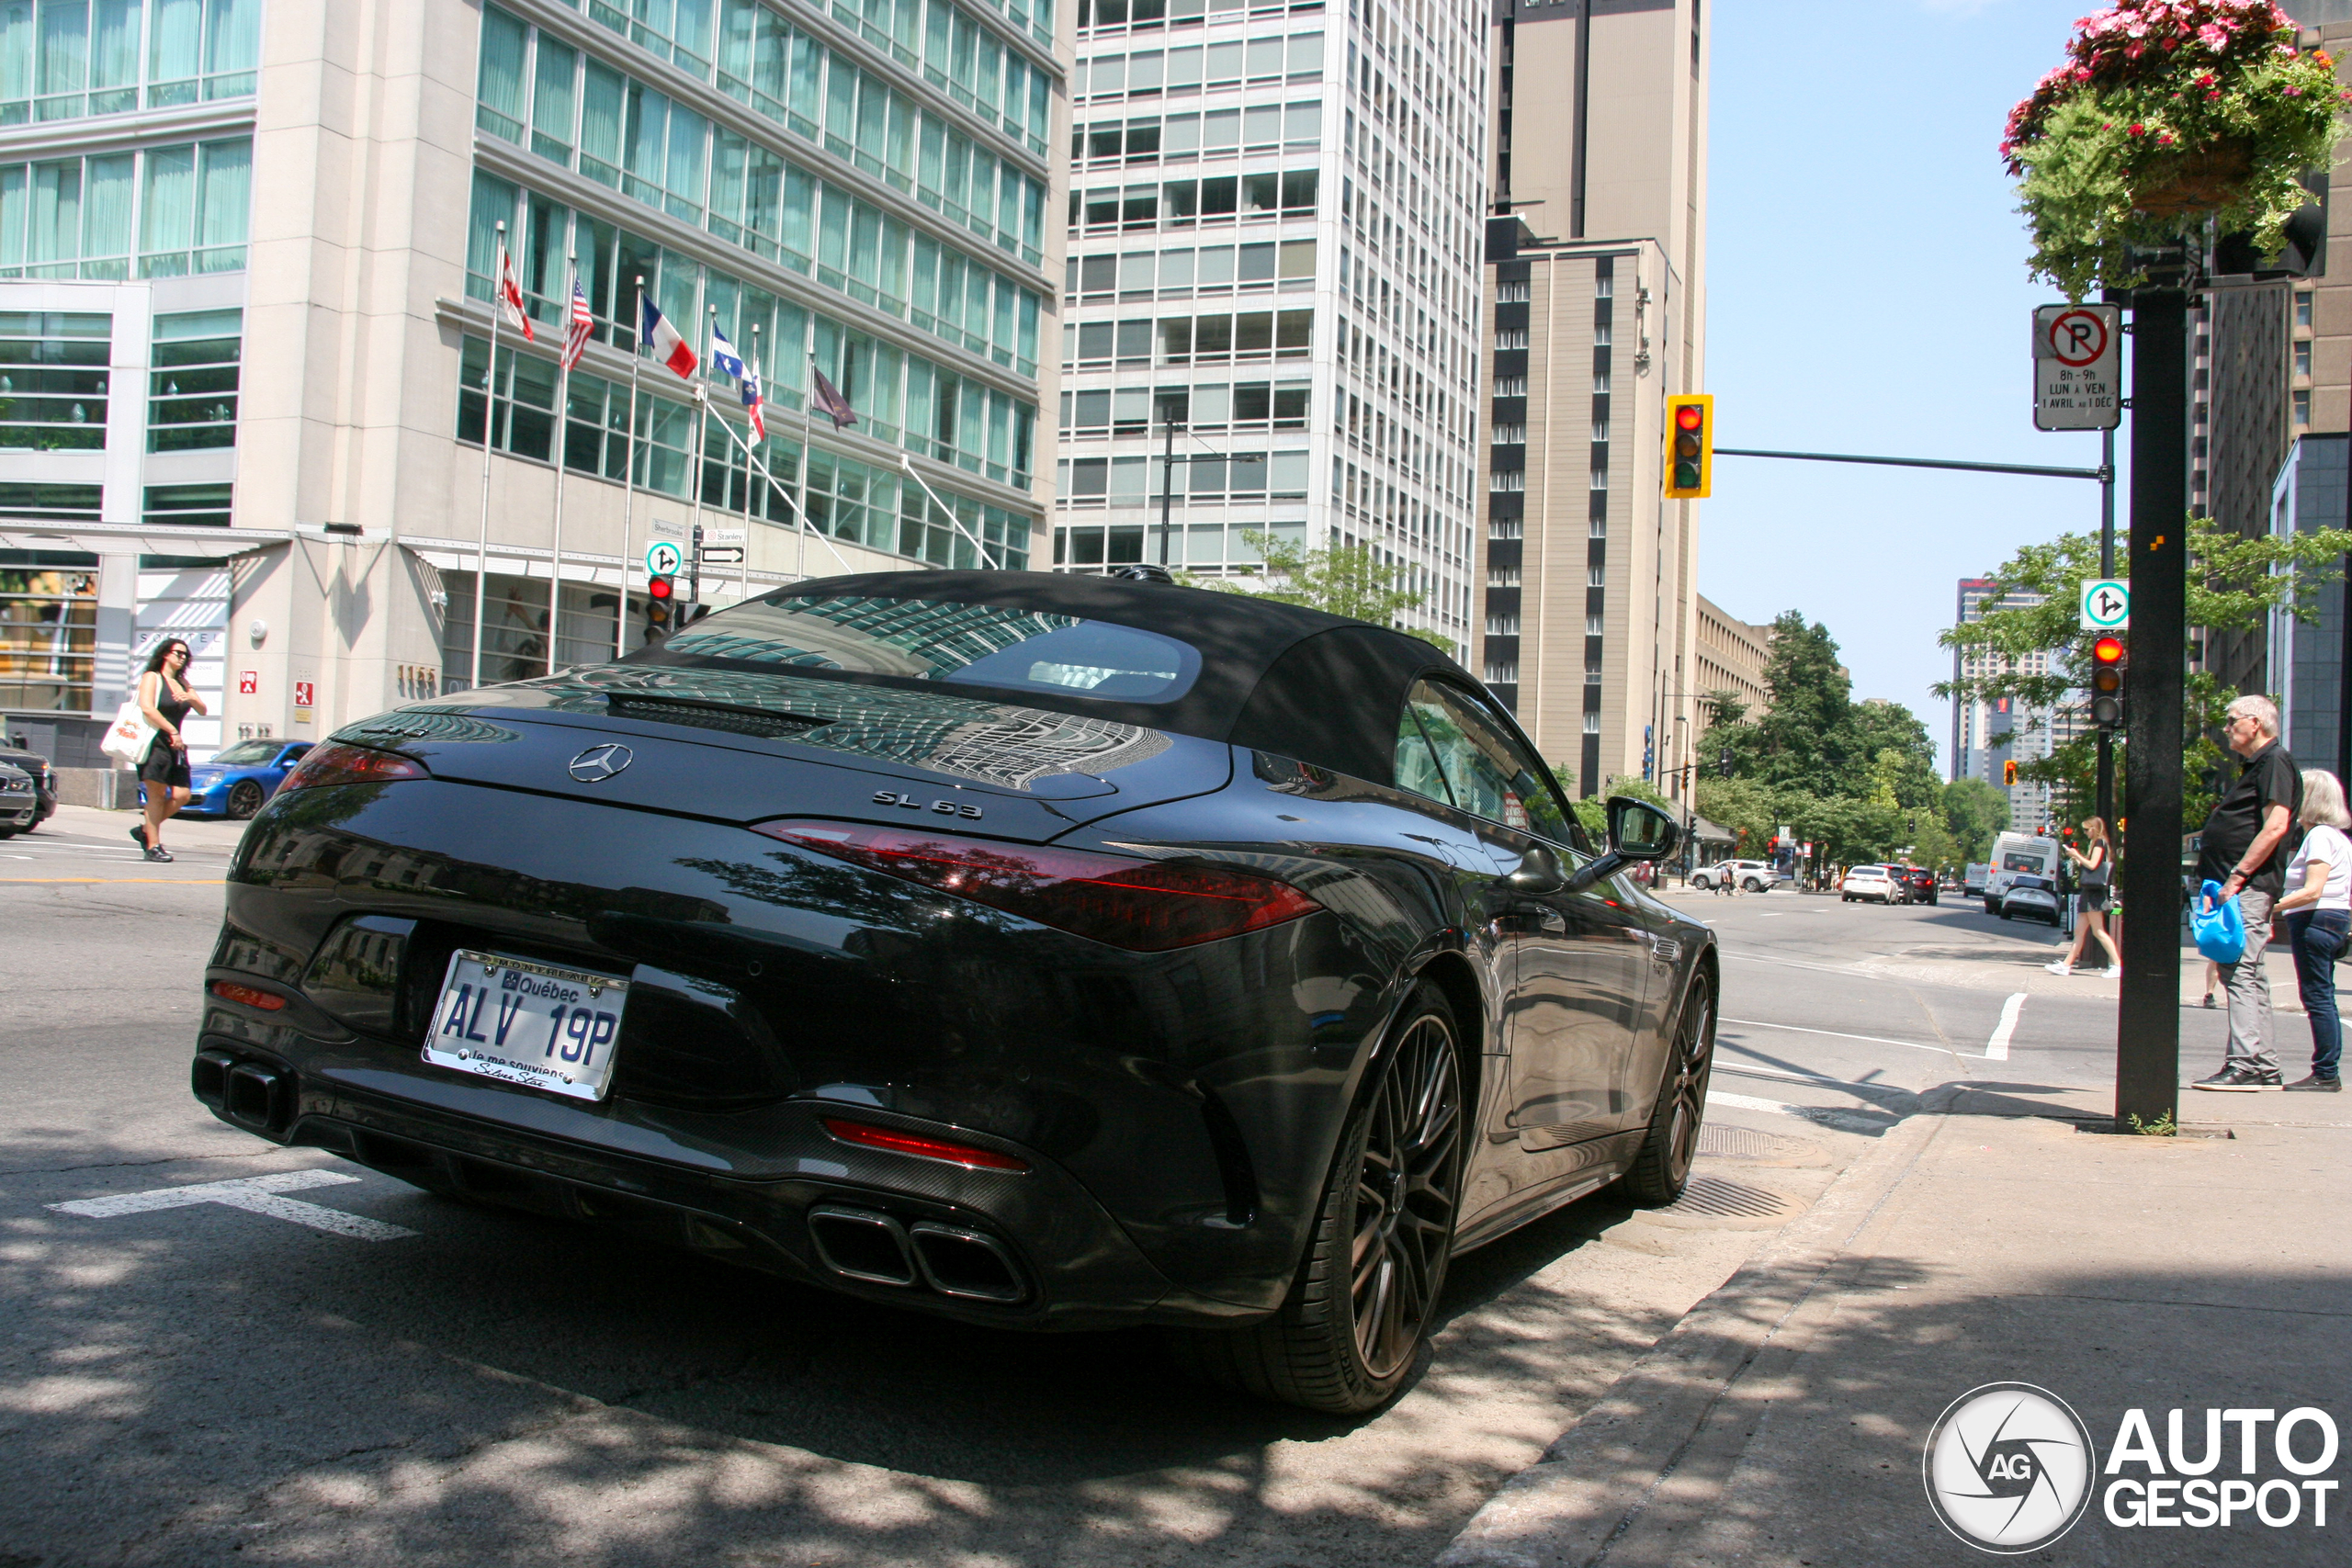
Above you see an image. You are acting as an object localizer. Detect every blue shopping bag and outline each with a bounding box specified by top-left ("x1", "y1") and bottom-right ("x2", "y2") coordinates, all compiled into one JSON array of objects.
[{"x1": 2191, "y1": 879, "x2": 2246, "y2": 965}]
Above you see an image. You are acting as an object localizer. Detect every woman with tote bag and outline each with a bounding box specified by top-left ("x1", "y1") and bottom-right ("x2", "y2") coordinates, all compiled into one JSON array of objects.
[{"x1": 130, "y1": 639, "x2": 205, "y2": 863}]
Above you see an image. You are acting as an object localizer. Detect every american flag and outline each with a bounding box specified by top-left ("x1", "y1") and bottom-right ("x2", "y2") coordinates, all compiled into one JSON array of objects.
[
  {"x1": 560, "y1": 277, "x2": 594, "y2": 371},
  {"x1": 496, "y1": 246, "x2": 534, "y2": 342}
]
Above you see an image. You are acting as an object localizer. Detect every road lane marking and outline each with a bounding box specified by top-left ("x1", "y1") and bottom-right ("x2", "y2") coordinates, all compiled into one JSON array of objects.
[
  {"x1": 1722, "y1": 1016, "x2": 1960, "y2": 1056},
  {"x1": 1710, "y1": 1089, "x2": 1805, "y2": 1116},
  {"x1": 1985, "y1": 992, "x2": 2027, "y2": 1061},
  {"x1": 48, "y1": 1170, "x2": 416, "y2": 1240}
]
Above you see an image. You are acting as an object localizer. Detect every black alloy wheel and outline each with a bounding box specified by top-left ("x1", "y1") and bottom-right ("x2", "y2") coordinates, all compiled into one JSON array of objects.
[
  {"x1": 226, "y1": 780, "x2": 266, "y2": 820},
  {"x1": 1623, "y1": 973, "x2": 1715, "y2": 1205},
  {"x1": 1173, "y1": 982, "x2": 1465, "y2": 1414}
]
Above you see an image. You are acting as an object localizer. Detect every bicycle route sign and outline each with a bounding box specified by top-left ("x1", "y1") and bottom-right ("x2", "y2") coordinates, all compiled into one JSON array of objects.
[{"x1": 2033, "y1": 304, "x2": 2121, "y2": 432}]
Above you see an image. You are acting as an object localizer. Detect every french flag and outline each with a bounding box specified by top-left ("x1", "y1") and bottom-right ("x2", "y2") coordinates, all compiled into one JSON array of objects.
[{"x1": 639, "y1": 296, "x2": 697, "y2": 379}]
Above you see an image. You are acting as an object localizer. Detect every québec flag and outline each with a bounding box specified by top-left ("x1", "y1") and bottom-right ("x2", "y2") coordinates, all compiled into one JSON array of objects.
[
  {"x1": 639, "y1": 296, "x2": 697, "y2": 379},
  {"x1": 709, "y1": 323, "x2": 745, "y2": 382}
]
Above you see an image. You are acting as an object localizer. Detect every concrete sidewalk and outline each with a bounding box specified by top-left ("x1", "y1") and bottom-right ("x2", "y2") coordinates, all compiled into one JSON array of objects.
[{"x1": 1438, "y1": 1082, "x2": 2351, "y2": 1566}]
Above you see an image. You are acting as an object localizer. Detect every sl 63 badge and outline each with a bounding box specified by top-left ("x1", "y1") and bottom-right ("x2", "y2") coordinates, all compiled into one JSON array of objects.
[{"x1": 874, "y1": 790, "x2": 983, "y2": 819}]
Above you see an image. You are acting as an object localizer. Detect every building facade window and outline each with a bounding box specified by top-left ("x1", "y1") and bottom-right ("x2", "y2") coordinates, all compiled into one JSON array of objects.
[
  {"x1": 147, "y1": 306, "x2": 237, "y2": 450},
  {"x1": 142, "y1": 479, "x2": 230, "y2": 526},
  {"x1": 0, "y1": 0, "x2": 260, "y2": 127},
  {"x1": 0, "y1": 555, "x2": 97, "y2": 711},
  {"x1": 0, "y1": 135, "x2": 252, "y2": 279},
  {"x1": 2294, "y1": 389, "x2": 2311, "y2": 426},
  {"x1": 0, "y1": 308, "x2": 107, "y2": 449}
]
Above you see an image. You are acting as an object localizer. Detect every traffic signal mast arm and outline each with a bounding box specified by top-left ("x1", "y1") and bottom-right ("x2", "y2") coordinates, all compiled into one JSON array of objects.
[{"x1": 1714, "y1": 447, "x2": 2109, "y2": 482}]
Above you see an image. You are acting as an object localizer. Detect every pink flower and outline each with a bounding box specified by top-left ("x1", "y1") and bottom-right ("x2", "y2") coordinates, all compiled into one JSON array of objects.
[
  {"x1": 2129, "y1": 121, "x2": 2147, "y2": 134},
  {"x1": 2199, "y1": 23, "x2": 2229, "y2": 47},
  {"x1": 2158, "y1": 131, "x2": 2176, "y2": 143},
  {"x1": 2285, "y1": 84, "x2": 2304, "y2": 95}
]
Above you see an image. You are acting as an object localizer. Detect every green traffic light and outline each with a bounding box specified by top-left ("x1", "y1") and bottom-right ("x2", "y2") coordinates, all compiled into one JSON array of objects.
[{"x1": 1674, "y1": 462, "x2": 1701, "y2": 489}]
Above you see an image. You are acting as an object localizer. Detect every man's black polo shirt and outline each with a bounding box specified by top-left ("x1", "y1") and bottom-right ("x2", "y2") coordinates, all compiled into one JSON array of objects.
[{"x1": 2199, "y1": 739, "x2": 2302, "y2": 897}]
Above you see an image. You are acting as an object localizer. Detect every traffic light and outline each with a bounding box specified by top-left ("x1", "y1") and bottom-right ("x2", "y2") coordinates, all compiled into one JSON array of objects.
[
  {"x1": 1664, "y1": 394, "x2": 1713, "y2": 499},
  {"x1": 2004, "y1": 759, "x2": 2018, "y2": 786},
  {"x1": 644, "y1": 570, "x2": 677, "y2": 643},
  {"x1": 2089, "y1": 634, "x2": 2125, "y2": 728},
  {"x1": 1718, "y1": 745, "x2": 1734, "y2": 778}
]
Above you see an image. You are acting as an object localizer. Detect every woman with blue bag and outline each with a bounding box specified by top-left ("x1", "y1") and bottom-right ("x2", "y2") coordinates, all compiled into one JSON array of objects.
[{"x1": 2271, "y1": 769, "x2": 2351, "y2": 1093}]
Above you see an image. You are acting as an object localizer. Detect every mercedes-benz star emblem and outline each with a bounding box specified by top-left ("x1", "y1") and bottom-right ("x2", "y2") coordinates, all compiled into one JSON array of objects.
[{"x1": 568, "y1": 743, "x2": 633, "y2": 783}]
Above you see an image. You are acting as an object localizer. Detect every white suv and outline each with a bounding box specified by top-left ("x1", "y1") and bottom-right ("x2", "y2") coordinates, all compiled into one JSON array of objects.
[
  {"x1": 1840, "y1": 864, "x2": 1900, "y2": 904},
  {"x1": 1692, "y1": 859, "x2": 1776, "y2": 892}
]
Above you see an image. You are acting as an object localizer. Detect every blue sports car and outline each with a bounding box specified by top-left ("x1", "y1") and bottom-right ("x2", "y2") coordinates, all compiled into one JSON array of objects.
[{"x1": 181, "y1": 739, "x2": 313, "y2": 819}]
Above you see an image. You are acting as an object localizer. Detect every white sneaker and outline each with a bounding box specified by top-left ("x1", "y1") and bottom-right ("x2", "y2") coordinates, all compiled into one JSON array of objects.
[{"x1": 2044, "y1": 960, "x2": 2072, "y2": 976}]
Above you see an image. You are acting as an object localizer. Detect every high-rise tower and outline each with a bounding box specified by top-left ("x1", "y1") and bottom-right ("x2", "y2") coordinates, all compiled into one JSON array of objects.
[
  {"x1": 1051, "y1": 0, "x2": 1487, "y2": 656},
  {"x1": 1479, "y1": 0, "x2": 1706, "y2": 800}
]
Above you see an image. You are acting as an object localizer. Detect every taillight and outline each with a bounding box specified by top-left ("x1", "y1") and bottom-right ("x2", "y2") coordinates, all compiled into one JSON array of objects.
[
  {"x1": 820, "y1": 1117, "x2": 1030, "y2": 1172},
  {"x1": 753, "y1": 822, "x2": 1321, "y2": 952},
  {"x1": 209, "y1": 980, "x2": 286, "y2": 1011},
  {"x1": 278, "y1": 741, "x2": 429, "y2": 791}
]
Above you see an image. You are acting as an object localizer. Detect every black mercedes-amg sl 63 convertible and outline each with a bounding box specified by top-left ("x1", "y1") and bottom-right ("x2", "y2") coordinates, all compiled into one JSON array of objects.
[{"x1": 193, "y1": 570, "x2": 1716, "y2": 1412}]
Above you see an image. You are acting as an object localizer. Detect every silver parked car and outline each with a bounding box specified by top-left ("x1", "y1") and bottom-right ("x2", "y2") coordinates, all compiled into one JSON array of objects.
[
  {"x1": 0, "y1": 761, "x2": 36, "y2": 837},
  {"x1": 1997, "y1": 874, "x2": 2063, "y2": 925}
]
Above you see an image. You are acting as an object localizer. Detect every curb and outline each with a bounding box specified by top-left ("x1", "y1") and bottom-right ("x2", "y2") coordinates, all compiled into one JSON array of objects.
[{"x1": 1432, "y1": 1101, "x2": 1951, "y2": 1568}]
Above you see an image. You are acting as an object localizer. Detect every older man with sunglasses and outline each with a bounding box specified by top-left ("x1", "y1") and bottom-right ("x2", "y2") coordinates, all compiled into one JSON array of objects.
[{"x1": 2195, "y1": 695, "x2": 2301, "y2": 1091}]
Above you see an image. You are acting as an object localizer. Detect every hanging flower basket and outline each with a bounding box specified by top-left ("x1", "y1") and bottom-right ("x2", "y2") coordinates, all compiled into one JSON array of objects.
[
  {"x1": 2130, "y1": 138, "x2": 2254, "y2": 215},
  {"x1": 2004, "y1": 1, "x2": 2350, "y2": 299}
]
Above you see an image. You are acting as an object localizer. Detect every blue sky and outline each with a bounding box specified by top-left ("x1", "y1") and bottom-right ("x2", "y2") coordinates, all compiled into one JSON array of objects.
[{"x1": 1700, "y1": 0, "x2": 2117, "y2": 771}]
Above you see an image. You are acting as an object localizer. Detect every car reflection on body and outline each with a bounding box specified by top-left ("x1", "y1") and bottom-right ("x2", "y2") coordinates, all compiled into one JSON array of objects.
[
  {"x1": 1997, "y1": 874, "x2": 2063, "y2": 925},
  {"x1": 190, "y1": 570, "x2": 1718, "y2": 1414},
  {"x1": 180, "y1": 739, "x2": 315, "y2": 820}
]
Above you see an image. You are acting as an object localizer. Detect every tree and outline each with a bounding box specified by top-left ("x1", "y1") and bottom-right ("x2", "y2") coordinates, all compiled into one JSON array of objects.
[
  {"x1": 1563, "y1": 772, "x2": 1670, "y2": 840},
  {"x1": 1199, "y1": 529, "x2": 1456, "y2": 655},
  {"x1": 1936, "y1": 513, "x2": 2352, "y2": 829},
  {"x1": 1694, "y1": 776, "x2": 1779, "y2": 856}
]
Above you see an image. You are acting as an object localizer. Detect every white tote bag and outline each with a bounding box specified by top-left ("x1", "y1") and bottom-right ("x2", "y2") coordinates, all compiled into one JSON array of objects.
[{"x1": 99, "y1": 698, "x2": 154, "y2": 764}]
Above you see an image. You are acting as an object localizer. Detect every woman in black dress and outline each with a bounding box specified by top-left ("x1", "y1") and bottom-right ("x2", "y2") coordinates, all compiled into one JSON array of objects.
[
  {"x1": 2048, "y1": 816, "x2": 2122, "y2": 976},
  {"x1": 134, "y1": 639, "x2": 206, "y2": 862}
]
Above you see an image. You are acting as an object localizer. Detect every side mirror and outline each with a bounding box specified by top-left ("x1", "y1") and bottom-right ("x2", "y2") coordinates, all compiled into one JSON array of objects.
[
  {"x1": 1503, "y1": 842, "x2": 1565, "y2": 895},
  {"x1": 1607, "y1": 796, "x2": 1681, "y2": 863}
]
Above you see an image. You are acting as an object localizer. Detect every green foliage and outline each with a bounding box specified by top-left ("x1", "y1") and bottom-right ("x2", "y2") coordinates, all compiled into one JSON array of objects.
[
  {"x1": 1565, "y1": 773, "x2": 1668, "y2": 839},
  {"x1": 1195, "y1": 529, "x2": 1456, "y2": 656},
  {"x1": 1936, "y1": 512, "x2": 2352, "y2": 829},
  {"x1": 2004, "y1": 5, "x2": 2348, "y2": 299},
  {"x1": 1943, "y1": 777, "x2": 2014, "y2": 865}
]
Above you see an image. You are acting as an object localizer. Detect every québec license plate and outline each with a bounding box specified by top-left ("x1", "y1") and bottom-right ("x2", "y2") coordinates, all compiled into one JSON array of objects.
[{"x1": 423, "y1": 949, "x2": 630, "y2": 1101}]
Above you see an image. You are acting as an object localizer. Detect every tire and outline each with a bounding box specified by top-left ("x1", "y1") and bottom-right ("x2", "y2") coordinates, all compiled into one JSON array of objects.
[
  {"x1": 1622, "y1": 971, "x2": 1715, "y2": 1205},
  {"x1": 1743, "y1": 878, "x2": 1763, "y2": 893},
  {"x1": 1171, "y1": 981, "x2": 1466, "y2": 1414},
  {"x1": 1997, "y1": 907, "x2": 2011, "y2": 920},
  {"x1": 226, "y1": 779, "x2": 267, "y2": 820}
]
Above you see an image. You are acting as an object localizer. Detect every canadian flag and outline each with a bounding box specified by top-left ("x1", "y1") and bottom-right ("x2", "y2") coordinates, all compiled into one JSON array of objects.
[{"x1": 639, "y1": 296, "x2": 697, "y2": 379}]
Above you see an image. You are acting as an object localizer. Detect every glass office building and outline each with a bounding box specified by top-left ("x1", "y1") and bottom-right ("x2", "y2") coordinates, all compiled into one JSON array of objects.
[{"x1": 0, "y1": 0, "x2": 1062, "y2": 771}]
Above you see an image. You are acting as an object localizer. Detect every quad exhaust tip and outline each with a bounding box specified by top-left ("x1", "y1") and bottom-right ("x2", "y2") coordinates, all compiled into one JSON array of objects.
[{"x1": 806, "y1": 1205, "x2": 1026, "y2": 1303}]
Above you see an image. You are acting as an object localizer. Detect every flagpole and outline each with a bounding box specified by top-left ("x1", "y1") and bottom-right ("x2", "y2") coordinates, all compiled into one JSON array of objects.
[
  {"x1": 471, "y1": 220, "x2": 505, "y2": 692},
  {"x1": 616, "y1": 275, "x2": 643, "y2": 660},
  {"x1": 690, "y1": 305, "x2": 716, "y2": 615},
  {"x1": 899, "y1": 453, "x2": 999, "y2": 570},
  {"x1": 744, "y1": 322, "x2": 757, "y2": 598},
  {"x1": 703, "y1": 400, "x2": 854, "y2": 574},
  {"x1": 546, "y1": 250, "x2": 576, "y2": 678},
  {"x1": 799, "y1": 317, "x2": 816, "y2": 581}
]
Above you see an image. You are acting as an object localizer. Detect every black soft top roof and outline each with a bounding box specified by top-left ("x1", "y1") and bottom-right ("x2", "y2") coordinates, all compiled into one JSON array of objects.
[{"x1": 645, "y1": 569, "x2": 1473, "y2": 784}]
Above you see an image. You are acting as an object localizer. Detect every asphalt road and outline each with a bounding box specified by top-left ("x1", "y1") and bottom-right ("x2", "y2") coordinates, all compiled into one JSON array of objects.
[{"x1": 0, "y1": 826, "x2": 2200, "y2": 1568}]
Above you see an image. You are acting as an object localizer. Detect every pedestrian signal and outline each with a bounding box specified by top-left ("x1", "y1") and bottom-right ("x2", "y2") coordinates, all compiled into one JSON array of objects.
[
  {"x1": 2004, "y1": 759, "x2": 2018, "y2": 786},
  {"x1": 1665, "y1": 395, "x2": 1713, "y2": 499},
  {"x1": 644, "y1": 570, "x2": 677, "y2": 643},
  {"x1": 2089, "y1": 634, "x2": 2125, "y2": 728}
]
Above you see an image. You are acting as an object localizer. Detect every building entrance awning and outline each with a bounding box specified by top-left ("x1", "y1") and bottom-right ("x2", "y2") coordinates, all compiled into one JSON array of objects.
[{"x1": 0, "y1": 520, "x2": 295, "y2": 558}]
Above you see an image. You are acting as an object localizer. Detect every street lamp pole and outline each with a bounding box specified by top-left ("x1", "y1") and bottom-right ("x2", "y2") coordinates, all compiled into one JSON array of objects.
[{"x1": 1159, "y1": 412, "x2": 1183, "y2": 568}]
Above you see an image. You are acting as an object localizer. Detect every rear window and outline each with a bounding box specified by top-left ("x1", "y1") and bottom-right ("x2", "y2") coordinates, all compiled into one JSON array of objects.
[
  {"x1": 209, "y1": 740, "x2": 287, "y2": 765},
  {"x1": 664, "y1": 593, "x2": 1204, "y2": 704}
]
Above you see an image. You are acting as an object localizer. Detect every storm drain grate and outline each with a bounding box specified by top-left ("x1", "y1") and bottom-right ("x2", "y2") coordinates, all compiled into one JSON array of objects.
[
  {"x1": 1698, "y1": 1124, "x2": 1791, "y2": 1159},
  {"x1": 1671, "y1": 1176, "x2": 1796, "y2": 1219}
]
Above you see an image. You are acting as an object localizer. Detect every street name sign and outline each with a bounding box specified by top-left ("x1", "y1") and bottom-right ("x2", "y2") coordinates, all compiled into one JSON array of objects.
[
  {"x1": 2078, "y1": 578, "x2": 2130, "y2": 630},
  {"x1": 2033, "y1": 304, "x2": 2122, "y2": 431},
  {"x1": 645, "y1": 540, "x2": 685, "y2": 576}
]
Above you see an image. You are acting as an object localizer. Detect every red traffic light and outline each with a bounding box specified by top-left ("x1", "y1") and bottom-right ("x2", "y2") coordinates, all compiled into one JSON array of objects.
[
  {"x1": 647, "y1": 576, "x2": 674, "y2": 600},
  {"x1": 1676, "y1": 404, "x2": 1704, "y2": 431},
  {"x1": 2092, "y1": 635, "x2": 2123, "y2": 664}
]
